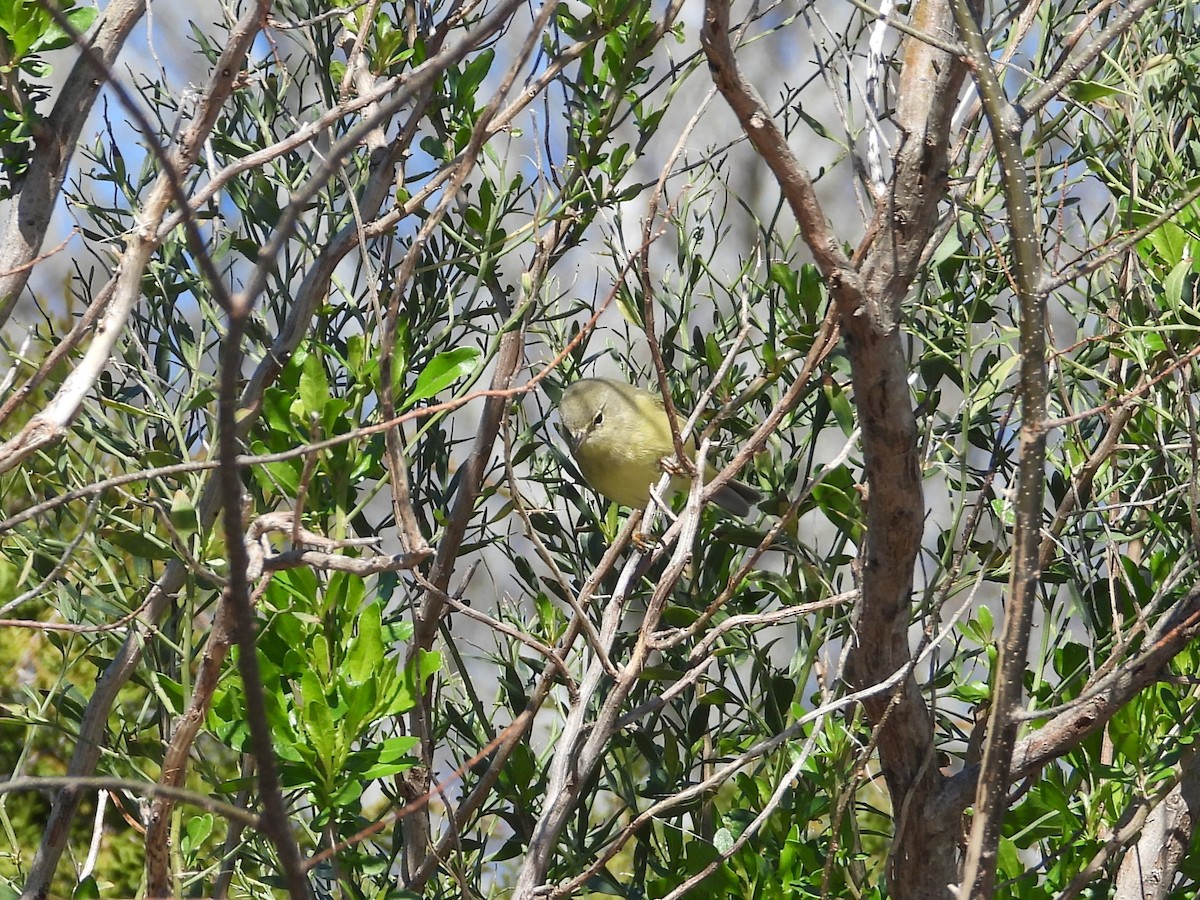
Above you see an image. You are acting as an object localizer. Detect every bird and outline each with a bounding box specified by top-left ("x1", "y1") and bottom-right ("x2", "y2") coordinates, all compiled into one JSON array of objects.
[{"x1": 558, "y1": 377, "x2": 761, "y2": 516}]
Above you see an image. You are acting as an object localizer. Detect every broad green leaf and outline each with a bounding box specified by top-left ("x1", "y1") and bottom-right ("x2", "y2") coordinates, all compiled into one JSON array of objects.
[
  {"x1": 169, "y1": 490, "x2": 198, "y2": 537},
  {"x1": 299, "y1": 352, "x2": 330, "y2": 418},
  {"x1": 31, "y1": 6, "x2": 97, "y2": 53},
  {"x1": 344, "y1": 602, "x2": 384, "y2": 686},
  {"x1": 403, "y1": 347, "x2": 482, "y2": 409}
]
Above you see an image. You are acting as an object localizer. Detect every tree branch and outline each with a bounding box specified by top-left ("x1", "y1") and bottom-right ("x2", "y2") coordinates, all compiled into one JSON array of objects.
[{"x1": 949, "y1": 0, "x2": 1049, "y2": 893}]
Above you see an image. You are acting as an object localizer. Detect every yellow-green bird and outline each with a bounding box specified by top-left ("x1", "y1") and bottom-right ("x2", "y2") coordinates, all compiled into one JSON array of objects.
[{"x1": 558, "y1": 377, "x2": 761, "y2": 515}]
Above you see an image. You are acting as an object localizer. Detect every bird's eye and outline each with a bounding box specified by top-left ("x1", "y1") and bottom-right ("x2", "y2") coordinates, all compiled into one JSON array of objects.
[{"x1": 593, "y1": 412, "x2": 604, "y2": 427}]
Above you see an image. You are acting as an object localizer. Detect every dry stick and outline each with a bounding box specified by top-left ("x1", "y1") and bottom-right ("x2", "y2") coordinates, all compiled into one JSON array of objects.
[
  {"x1": 391, "y1": 4, "x2": 562, "y2": 871},
  {"x1": 1043, "y1": 341, "x2": 1200, "y2": 430},
  {"x1": 862, "y1": 0, "x2": 898, "y2": 198},
  {"x1": 0, "y1": 776, "x2": 259, "y2": 827},
  {"x1": 950, "y1": 0, "x2": 1050, "y2": 894},
  {"x1": 0, "y1": 594, "x2": 159, "y2": 635},
  {"x1": 400, "y1": 303, "x2": 526, "y2": 873},
  {"x1": 1054, "y1": 0, "x2": 1122, "y2": 62},
  {"x1": 267, "y1": 1, "x2": 371, "y2": 30},
  {"x1": 511, "y1": 439, "x2": 710, "y2": 899},
  {"x1": 400, "y1": 228, "x2": 571, "y2": 878},
  {"x1": 349, "y1": 0, "x2": 431, "y2": 564},
  {"x1": 684, "y1": 593, "x2": 855, "y2": 663},
  {"x1": 0, "y1": 0, "x2": 145, "y2": 330},
  {"x1": 501, "y1": 419, "x2": 616, "y2": 678},
  {"x1": 405, "y1": 514, "x2": 643, "y2": 891}
]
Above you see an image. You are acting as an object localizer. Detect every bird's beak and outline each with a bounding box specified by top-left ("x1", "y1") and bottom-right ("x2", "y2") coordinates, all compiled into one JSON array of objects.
[{"x1": 557, "y1": 422, "x2": 581, "y2": 453}]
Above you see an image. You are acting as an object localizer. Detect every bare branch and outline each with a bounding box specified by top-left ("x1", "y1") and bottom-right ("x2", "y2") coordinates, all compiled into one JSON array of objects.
[{"x1": 949, "y1": 0, "x2": 1050, "y2": 891}]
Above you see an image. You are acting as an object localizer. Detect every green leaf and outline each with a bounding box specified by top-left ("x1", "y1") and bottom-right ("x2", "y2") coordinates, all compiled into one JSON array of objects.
[
  {"x1": 344, "y1": 602, "x2": 384, "y2": 686},
  {"x1": 169, "y1": 489, "x2": 198, "y2": 537},
  {"x1": 382, "y1": 649, "x2": 443, "y2": 716},
  {"x1": 459, "y1": 48, "x2": 494, "y2": 97},
  {"x1": 101, "y1": 526, "x2": 174, "y2": 560},
  {"x1": 72, "y1": 877, "x2": 100, "y2": 900},
  {"x1": 403, "y1": 347, "x2": 482, "y2": 409},
  {"x1": 357, "y1": 736, "x2": 421, "y2": 779},
  {"x1": 1067, "y1": 79, "x2": 1125, "y2": 104},
  {"x1": 299, "y1": 352, "x2": 330, "y2": 418},
  {"x1": 300, "y1": 669, "x2": 337, "y2": 766},
  {"x1": 996, "y1": 836, "x2": 1023, "y2": 880},
  {"x1": 31, "y1": 6, "x2": 97, "y2": 53},
  {"x1": 969, "y1": 353, "x2": 1020, "y2": 417},
  {"x1": 184, "y1": 813, "x2": 214, "y2": 851}
]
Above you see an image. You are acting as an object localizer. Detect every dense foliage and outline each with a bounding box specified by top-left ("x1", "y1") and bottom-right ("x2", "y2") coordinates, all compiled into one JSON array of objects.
[{"x1": 2, "y1": 0, "x2": 1200, "y2": 898}]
